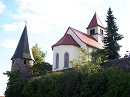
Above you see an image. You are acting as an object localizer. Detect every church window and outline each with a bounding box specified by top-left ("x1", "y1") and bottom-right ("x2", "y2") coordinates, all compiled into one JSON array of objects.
[
  {"x1": 24, "y1": 60, "x2": 26, "y2": 64},
  {"x1": 64, "y1": 52, "x2": 69, "y2": 68},
  {"x1": 56, "y1": 53, "x2": 59, "y2": 69},
  {"x1": 100, "y1": 29, "x2": 103, "y2": 35},
  {"x1": 90, "y1": 29, "x2": 95, "y2": 35}
]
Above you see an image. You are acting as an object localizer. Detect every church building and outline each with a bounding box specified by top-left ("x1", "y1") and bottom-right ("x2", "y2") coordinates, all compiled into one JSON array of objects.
[
  {"x1": 52, "y1": 13, "x2": 105, "y2": 71},
  {"x1": 11, "y1": 24, "x2": 34, "y2": 76}
]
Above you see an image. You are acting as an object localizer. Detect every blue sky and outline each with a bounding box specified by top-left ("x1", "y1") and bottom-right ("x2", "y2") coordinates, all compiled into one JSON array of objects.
[{"x1": 0, "y1": 0, "x2": 130, "y2": 95}]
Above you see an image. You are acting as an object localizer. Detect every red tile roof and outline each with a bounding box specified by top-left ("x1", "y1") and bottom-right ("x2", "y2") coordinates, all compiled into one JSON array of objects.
[
  {"x1": 52, "y1": 27, "x2": 103, "y2": 50},
  {"x1": 52, "y1": 33, "x2": 80, "y2": 50},
  {"x1": 70, "y1": 27, "x2": 103, "y2": 49},
  {"x1": 87, "y1": 13, "x2": 105, "y2": 29}
]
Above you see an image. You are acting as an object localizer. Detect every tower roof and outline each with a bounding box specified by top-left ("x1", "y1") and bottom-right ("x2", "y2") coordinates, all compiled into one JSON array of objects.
[
  {"x1": 11, "y1": 25, "x2": 34, "y2": 60},
  {"x1": 87, "y1": 13, "x2": 104, "y2": 29}
]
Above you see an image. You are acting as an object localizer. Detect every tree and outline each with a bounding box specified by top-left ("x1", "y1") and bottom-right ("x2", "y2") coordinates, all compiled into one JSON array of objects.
[
  {"x1": 104, "y1": 7, "x2": 123, "y2": 60},
  {"x1": 32, "y1": 44, "x2": 46, "y2": 64},
  {"x1": 31, "y1": 44, "x2": 52, "y2": 75},
  {"x1": 32, "y1": 62, "x2": 52, "y2": 75},
  {"x1": 91, "y1": 49, "x2": 108, "y2": 65},
  {"x1": 4, "y1": 71, "x2": 27, "y2": 97},
  {"x1": 70, "y1": 48, "x2": 101, "y2": 74}
]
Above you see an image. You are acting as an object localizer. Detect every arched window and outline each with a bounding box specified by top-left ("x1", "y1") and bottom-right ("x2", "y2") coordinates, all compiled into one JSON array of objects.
[
  {"x1": 64, "y1": 52, "x2": 69, "y2": 68},
  {"x1": 56, "y1": 53, "x2": 59, "y2": 69}
]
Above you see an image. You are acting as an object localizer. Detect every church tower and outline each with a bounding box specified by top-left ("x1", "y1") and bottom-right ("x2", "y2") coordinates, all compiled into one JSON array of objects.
[
  {"x1": 87, "y1": 13, "x2": 105, "y2": 47},
  {"x1": 11, "y1": 24, "x2": 34, "y2": 77}
]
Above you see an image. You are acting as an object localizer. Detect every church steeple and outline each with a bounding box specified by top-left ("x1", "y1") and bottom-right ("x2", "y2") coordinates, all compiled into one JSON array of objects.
[
  {"x1": 86, "y1": 12, "x2": 105, "y2": 47},
  {"x1": 11, "y1": 25, "x2": 33, "y2": 60},
  {"x1": 87, "y1": 12, "x2": 104, "y2": 29},
  {"x1": 11, "y1": 24, "x2": 34, "y2": 77}
]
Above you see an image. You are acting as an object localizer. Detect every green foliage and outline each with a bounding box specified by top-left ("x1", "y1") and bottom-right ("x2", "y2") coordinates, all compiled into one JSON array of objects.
[
  {"x1": 5, "y1": 48, "x2": 130, "y2": 97},
  {"x1": 103, "y1": 68, "x2": 130, "y2": 97},
  {"x1": 104, "y1": 7, "x2": 123, "y2": 60},
  {"x1": 32, "y1": 44, "x2": 46, "y2": 64},
  {"x1": 70, "y1": 48, "x2": 102, "y2": 74},
  {"x1": 32, "y1": 62, "x2": 52, "y2": 75},
  {"x1": 23, "y1": 71, "x2": 83, "y2": 97},
  {"x1": 31, "y1": 43, "x2": 52, "y2": 75},
  {"x1": 4, "y1": 71, "x2": 28, "y2": 97},
  {"x1": 23, "y1": 77, "x2": 41, "y2": 97},
  {"x1": 4, "y1": 67, "x2": 130, "y2": 97},
  {"x1": 91, "y1": 49, "x2": 108, "y2": 65}
]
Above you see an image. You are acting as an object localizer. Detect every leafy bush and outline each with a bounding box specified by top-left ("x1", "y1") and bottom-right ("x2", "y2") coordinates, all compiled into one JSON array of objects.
[
  {"x1": 103, "y1": 68, "x2": 130, "y2": 97},
  {"x1": 4, "y1": 71, "x2": 28, "y2": 97},
  {"x1": 91, "y1": 49, "x2": 108, "y2": 65},
  {"x1": 4, "y1": 68, "x2": 130, "y2": 97},
  {"x1": 32, "y1": 62, "x2": 52, "y2": 75},
  {"x1": 4, "y1": 47, "x2": 130, "y2": 97},
  {"x1": 70, "y1": 48, "x2": 102, "y2": 75}
]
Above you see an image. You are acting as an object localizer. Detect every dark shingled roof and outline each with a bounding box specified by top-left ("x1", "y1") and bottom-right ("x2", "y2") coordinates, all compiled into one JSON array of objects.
[{"x1": 11, "y1": 25, "x2": 33, "y2": 60}]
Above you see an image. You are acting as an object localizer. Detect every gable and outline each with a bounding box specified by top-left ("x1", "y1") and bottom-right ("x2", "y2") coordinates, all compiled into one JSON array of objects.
[
  {"x1": 69, "y1": 27, "x2": 103, "y2": 49},
  {"x1": 52, "y1": 31, "x2": 80, "y2": 50},
  {"x1": 52, "y1": 27, "x2": 103, "y2": 50}
]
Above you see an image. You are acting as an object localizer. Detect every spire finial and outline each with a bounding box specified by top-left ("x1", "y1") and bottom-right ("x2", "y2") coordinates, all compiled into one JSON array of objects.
[{"x1": 25, "y1": 21, "x2": 27, "y2": 25}]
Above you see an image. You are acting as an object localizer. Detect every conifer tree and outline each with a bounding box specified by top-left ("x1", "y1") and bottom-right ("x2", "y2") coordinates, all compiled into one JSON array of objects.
[{"x1": 104, "y1": 7, "x2": 123, "y2": 60}]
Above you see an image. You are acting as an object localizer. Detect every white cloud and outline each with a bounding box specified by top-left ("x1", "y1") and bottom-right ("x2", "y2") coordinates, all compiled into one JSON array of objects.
[
  {"x1": 1, "y1": 39, "x2": 18, "y2": 50},
  {"x1": 126, "y1": 0, "x2": 130, "y2": 8},
  {"x1": 0, "y1": 1, "x2": 5, "y2": 14},
  {"x1": 6, "y1": 0, "x2": 91, "y2": 34},
  {"x1": 13, "y1": 0, "x2": 89, "y2": 28},
  {"x1": 28, "y1": 19, "x2": 52, "y2": 34},
  {"x1": 3, "y1": 22, "x2": 25, "y2": 32},
  {"x1": 85, "y1": 0, "x2": 103, "y2": 6}
]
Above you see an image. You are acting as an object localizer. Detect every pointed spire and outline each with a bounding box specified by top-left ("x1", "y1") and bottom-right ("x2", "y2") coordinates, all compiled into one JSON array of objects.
[
  {"x1": 11, "y1": 24, "x2": 33, "y2": 60},
  {"x1": 87, "y1": 12, "x2": 104, "y2": 29}
]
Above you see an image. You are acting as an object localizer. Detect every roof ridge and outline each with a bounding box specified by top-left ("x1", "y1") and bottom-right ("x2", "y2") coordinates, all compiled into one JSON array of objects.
[
  {"x1": 87, "y1": 13, "x2": 104, "y2": 29},
  {"x1": 11, "y1": 25, "x2": 34, "y2": 60},
  {"x1": 70, "y1": 27, "x2": 97, "y2": 41},
  {"x1": 70, "y1": 27, "x2": 103, "y2": 49},
  {"x1": 96, "y1": 13, "x2": 104, "y2": 27}
]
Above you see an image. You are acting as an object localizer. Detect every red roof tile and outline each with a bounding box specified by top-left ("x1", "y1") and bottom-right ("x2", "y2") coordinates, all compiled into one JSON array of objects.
[
  {"x1": 70, "y1": 27, "x2": 103, "y2": 49},
  {"x1": 52, "y1": 33, "x2": 80, "y2": 50},
  {"x1": 87, "y1": 13, "x2": 104, "y2": 29}
]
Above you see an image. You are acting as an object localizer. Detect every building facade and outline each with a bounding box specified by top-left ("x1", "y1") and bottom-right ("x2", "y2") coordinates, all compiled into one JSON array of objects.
[{"x1": 52, "y1": 13, "x2": 105, "y2": 71}]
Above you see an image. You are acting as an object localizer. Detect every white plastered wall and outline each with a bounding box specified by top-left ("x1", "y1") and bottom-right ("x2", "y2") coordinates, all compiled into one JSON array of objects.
[
  {"x1": 53, "y1": 45, "x2": 79, "y2": 71},
  {"x1": 52, "y1": 28, "x2": 97, "y2": 71},
  {"x1": 67, "y1": 28, "x2": 97, "y2": 52},
  {"x1": 87, "y1": 26, "x2": 104, "y2": 47},
  {"x1": 67, "y1": 28, "x2": 86, "y2": 49}
]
